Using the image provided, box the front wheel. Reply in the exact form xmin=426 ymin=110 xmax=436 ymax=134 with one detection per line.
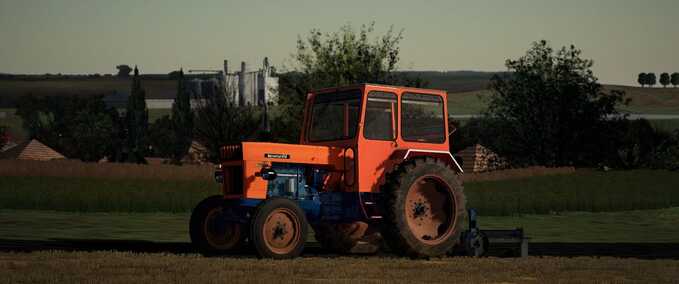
xmin=381 ymin=157 xmax=466 ymax=258
xmin=189 ymin=195 xmax=245 ymax=256
xmin=250 ymin=198 xmax=308 ymax=259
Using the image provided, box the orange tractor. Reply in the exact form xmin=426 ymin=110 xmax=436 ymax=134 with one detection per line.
xmin=190 ymin=84 xmax=468 ymax=258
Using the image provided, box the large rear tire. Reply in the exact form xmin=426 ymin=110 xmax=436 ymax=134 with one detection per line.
xmin=380 ymin=157 xmax=466 ymax=258
xmin=190 ymin=195 xmax=245 ymax=256
xmin=250 ymin=197 xmax=308 ymax=259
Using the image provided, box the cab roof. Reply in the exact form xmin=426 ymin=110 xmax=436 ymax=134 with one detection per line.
xmin=310 ymin=83 xmax=447 ymax=96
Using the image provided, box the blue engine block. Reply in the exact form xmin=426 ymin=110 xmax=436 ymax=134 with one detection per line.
xmin=226 ymin=163 xmax=378 ymax=225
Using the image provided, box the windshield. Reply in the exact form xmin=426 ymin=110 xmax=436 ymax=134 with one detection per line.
xmin=308 ymin=90 xmax=362 ymax=142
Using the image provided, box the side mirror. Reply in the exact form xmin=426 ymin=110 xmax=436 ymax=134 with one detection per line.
xmin=259 ymin=168 xmax=277 ymax=180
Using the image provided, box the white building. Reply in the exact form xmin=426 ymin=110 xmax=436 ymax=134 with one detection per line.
xmin=224 ymin=58 xmax=278 ymax=106
xmin=188 ymin=58 xmax=279 ymax=107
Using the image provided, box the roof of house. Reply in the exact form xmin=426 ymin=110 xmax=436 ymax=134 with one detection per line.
xmin=0 ymin=139 xmax=66 ymax=160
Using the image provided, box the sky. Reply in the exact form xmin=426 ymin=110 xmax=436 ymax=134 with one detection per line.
xmin=0 ymin=0 xmax=676 ymax=85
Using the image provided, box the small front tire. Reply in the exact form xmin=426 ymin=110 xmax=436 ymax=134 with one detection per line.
xmin=250 ymin=198 xmax=308 ymax=259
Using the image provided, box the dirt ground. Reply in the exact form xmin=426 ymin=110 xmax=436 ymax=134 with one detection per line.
xmin=1 ymin=251 xmax=678 ymax=283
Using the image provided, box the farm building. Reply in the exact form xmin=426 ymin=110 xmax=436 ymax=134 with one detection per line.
xmin=189 ymin=58 xmax=279 ymax=107
xmin=101 ymin=57 xmax=280 ymax=109
xmin=0 ymin=139 xmax=66 ymax=161
xmin=456 ymin=144 xmax=507 ymax=173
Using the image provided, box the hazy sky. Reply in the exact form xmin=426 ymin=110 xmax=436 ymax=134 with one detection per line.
xmin=0 ymin=0 xmax=676 ymax=85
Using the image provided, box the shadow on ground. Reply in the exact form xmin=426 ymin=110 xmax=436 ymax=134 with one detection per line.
xmin=1 ymin=239 xmax=678 ymax=259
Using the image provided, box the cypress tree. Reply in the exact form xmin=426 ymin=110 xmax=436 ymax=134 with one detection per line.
xmin=125 ymin=66 xmax=149 ymax=163
xmin=171 ymin=68 xmax=193 ymax=164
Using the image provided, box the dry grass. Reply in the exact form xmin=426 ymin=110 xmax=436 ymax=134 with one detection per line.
xmin=0 ymin=159 xmax=213 ymax=181
xmin=0 ymin=251 xmax=677 ymax=283
xmin=461 ymin=166 xmax=576 ymax=183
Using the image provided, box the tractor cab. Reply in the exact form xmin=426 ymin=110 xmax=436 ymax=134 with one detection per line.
xmin=300 ymin=84 xmax=460 ymax=193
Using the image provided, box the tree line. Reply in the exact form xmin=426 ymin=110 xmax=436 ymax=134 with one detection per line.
xmin=637 ymin=72 xmax=679 ymax=88
xmin=7 ymin=22 xmax=679 ymax=170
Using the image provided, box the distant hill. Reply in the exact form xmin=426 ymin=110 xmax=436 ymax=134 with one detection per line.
xmin=2 ymin=72 xmax=678 ymax=114
xmin=0 ymin=76 xmax=177 ymax=108
xmin=398 ymin=70 xmax=499 ymax=93
xmin=0 ymin=71 xmax=500 ymax=108
xmin=606 ymin=85 xmax=679 ymax=114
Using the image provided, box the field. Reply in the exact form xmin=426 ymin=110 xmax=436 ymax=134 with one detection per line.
xmin=1 ymin=251 xmax=678 ymax=283
xmin=0 ymin=78 xmax=176 ymax=101
xmin=3 ymin=167 xmax=678 ymax=215
xmin=2 ymin=164 xmax=679 ymax=282
xmin=2 ymin=207 xmax=678 ymax=243
xmin=446 ymin=86 xmax=679 ymax=115
xmin=465 ymin=169 xmax=679 ymax=215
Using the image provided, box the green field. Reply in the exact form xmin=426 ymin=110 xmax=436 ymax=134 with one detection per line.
xmin=0 ymin=176 xmax=215 ymax=213
xmin=465 ymin=169 xmax=679 ymax=215
xmin=447 ymin=86 xmax=679 ymax=115
xmin=2 ymin=169 xmax=679 ymax=244
xmin=2 ymin=208 xmax=678 ymax=243
xmin=649 ymin=119 xmax=679 ymax=133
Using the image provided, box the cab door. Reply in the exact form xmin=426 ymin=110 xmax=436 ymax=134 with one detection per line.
xmin=357 ymin=91 xmax=399 ymax=193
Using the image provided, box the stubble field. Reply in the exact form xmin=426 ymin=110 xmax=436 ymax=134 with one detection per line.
xmin=1 ymin=251 xmax=678 ymax=283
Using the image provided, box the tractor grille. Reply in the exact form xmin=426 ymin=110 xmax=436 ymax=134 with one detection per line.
xmin=221 ymin=144 xmax=242 ymax=161
xmin=223 ymin=166 xmax=243 ymax=195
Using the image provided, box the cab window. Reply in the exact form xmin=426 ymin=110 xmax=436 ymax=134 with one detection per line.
xmin=308 ymin=90 xmax=362 ymax=142
xmin=363 ymin=91 xmax=397 ymax=141
xmin=401 ymin=93 xmax=445 ymax=143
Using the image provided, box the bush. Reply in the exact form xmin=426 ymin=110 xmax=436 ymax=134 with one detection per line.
xmin=648 ymin=130 xmax=679 ymax=170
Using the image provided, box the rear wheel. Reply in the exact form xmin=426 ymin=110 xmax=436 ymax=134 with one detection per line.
xmin=190 ymin=195 xmax=245 ymax=256
xmin=381 ymin=157 xmax=466 ymax=258
xmin=250 ymin=198 xmax=308 ymax=259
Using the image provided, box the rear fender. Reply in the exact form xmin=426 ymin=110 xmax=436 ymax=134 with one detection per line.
xmin=396 ymin=149 xmax=464 ymax=173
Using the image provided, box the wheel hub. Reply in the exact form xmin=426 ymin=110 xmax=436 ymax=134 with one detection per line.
xmin=273 ymin=222 xmax=288 ymax=240
xmin=412 ymin=201 xmax=428 ymax=218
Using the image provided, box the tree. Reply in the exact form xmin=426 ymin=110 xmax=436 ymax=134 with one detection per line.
xmin=484 ymin=40 xmax=626 ymax=167
xmin=15 ymin=95 xmax=118 ymax=162
xmin=647 ymin=73 xmax=657 ymax=87
xmin=170 ymin=69 xmax=193 ymax=164
xmin=148 ymin=115 xmax=175 ymax=159
xmin=660 ymin=73 xmax=670 ymax=88
xmin=637 ymin=73 xmax=647 ymax=87
xmin=672 ymin=72 xmax=679 ymax=88
xmin=125 ymin=66 xmax=149 ymax=163
xmin=193 ymin=79 xmax=262 ymax=162
xmin=116 ymin=65 xmax=132 ymax=77
xmin=273 ymin=22 xmax=411 ymax=142
xmin=295 ymin=22 xmax=403 ymax=88
xmin=71 ymin=107 xmax=115 ymax=162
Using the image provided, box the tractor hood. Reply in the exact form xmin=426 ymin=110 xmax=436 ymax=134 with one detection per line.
xmin=221 ymin=142 xmax=346 ymax=169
